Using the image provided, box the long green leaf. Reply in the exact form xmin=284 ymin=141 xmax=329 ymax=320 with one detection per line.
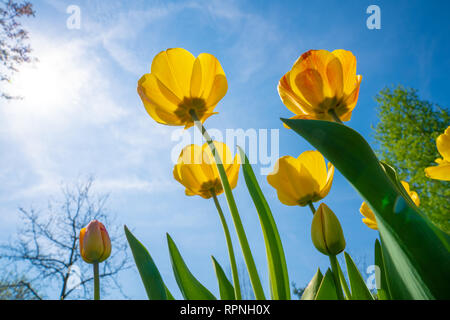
xmin=166 ymin=234 xmax=216 ymax=300
xmin=344 ymin=252 xmax=374 ymax=300
xmin=375 ymin=239 xmax=391 ymax=300
xmin=124 ymin=225 xmax=168 ymax=300
xmin=211 ymin=256 xmax=235 ymax=300
xmin=301 ymin=268 xmax=323 ymax=300
xmin=283 ymin=118 xmax=450 ymax=299
xmin=315 ymin=269 xmax=338 ymax=300
xmin=238 ymin=147 xmax=290 ymax=300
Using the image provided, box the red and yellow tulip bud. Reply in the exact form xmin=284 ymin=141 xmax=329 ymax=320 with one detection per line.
xmin=425 ymin=126 xmax=450 ymax=181
xmin=79 ymin=220 xmax=111 ymax=264
xmin=267 ymin=151 xmax=334 ymax=206
xmin=173 ymin=141 xmax=240 ymax=199
xmin=278 ymin=49 xmax=362 ymax=123
xmin=138 ymin=48 xmax=228 ymax=129
xmin=311 ymin=203 xmax=346 ymax=256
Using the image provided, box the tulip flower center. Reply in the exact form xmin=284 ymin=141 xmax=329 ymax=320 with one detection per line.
xmin=200 ymin=179 xmax=222 ymax=198
xmin=175 ymin=97 xmax=207 ymax=124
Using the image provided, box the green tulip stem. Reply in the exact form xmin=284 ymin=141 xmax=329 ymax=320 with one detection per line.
xmin=93 ymin=262 xmax=100 ymax=300
xmin=211 ymin=190 xmax=242 ymax=300
xmin=190 ymin=109 xmax=266 ymax=300
xmin=329 ymin=254 xmax=345 ymax=300
xmin=307 ymin=201 xmax=316 ymax=214
xmin=328 ymin=109 xmax=343 ymax=124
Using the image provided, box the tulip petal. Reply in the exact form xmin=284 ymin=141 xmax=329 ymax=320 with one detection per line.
xmin=319 ymin=162 xmax=335 ymax=198
xmin=360 ymin=202 xmax=376 ymax=221
xmin=297 ymin=151 xmax=328 ymax=190
xmin=151 ymin=48 xmax=195 ymax=99
xmin=294 ymin=69 xmax=325 ymax=109
xmin=226 ymin=155 xmax=241 ymax=190
xmin=278 ymin=72 xmax=314 ymax=116
xmin=206 ymin=74 xmax=228 ymax=108
xmin=360 ymin=202 xmax=378 ymax=230
xmin=138 ymin=74 xmax=181 ymax=125
xmin=425 ymin=162 xmax=450 ymax=181
xmin=331 ymin=50 xmax=357 ymax=95
xmin=267 ymin=156 xmax=303 ymax=205
xmin=326 ymin=57 xmax=344 ymax=98
xmin=436 ymin=127 xmax=450 ymax=161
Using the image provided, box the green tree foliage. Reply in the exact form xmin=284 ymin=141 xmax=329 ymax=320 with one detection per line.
xmin=373 ymin=86 xmax=450 ymax=233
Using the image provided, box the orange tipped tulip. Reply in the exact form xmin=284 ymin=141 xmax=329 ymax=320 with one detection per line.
xmin=278 ymin=49 xmax=362 ymax=123
xmin=79 ymin=220 xmax=111 ymax=264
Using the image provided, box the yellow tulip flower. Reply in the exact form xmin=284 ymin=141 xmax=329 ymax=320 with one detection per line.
xmin=79 ymin=220 xmax=111 ymax=264
xmin=138 ymin=48 xmax=228 ymax=129
xmin=267 ymin=151 xmax=334 ymax=207
xmin=360 ymin=181 xmax=420 ymax=230
xmin=311 ymin=203 xmax=346 ymax=256
xmin=173 ymin=141 xmax=240 ymax=199
xmin=425 ymin=126 xmax=450 ymax=181
xmin=278 ymin=49 xmax=362 ymax=123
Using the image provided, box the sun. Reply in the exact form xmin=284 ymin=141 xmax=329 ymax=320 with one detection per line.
xmin=6 ymin=42 xmax=88 ymax=115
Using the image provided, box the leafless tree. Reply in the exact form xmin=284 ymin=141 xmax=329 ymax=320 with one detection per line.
xmin=0 ymin=177 xmax=131 ymax=300
xmin=0 ymin=272 xmax=41 ymax=300
xmin=0 ymin=0 xmax=35 ymax=99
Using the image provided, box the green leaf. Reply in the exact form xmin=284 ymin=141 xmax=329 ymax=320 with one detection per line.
xmin=315 ymin=269 xmax=338 ymax=300
xmin=166 ymin=233 xmax=216 ymax=300
xmin=238 ymin=147 xmax=290 ymax=300
xmin=211 ymin=256 xmax=235 ymax=300
xmin=375 ymin=239 xmax=391 ymax=300
xmin=344 ymin=252 xmax=374 ymax=300
xmin=283 ymin=118 xmax=450 ymax=299
xmin=336 ymin=258 xmax=351 ymax=300
xmin=301 ymin=268 xmax=323 ymax=300
xmin=124 ymin=225 xmax=168 ymax=300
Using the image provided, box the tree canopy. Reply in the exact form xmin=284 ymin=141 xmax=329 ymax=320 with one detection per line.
xmin=373 ymin=86 xmax=450 ymax=233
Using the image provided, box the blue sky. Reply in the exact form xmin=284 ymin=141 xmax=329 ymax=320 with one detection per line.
xmin=0 ymin=0 xmax=449 ymax=299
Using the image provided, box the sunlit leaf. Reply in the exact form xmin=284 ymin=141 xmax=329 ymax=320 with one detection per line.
xmin=238 ymin=147 xmax=290 ymax=300
xmin=315 ymin=269 xmax=338 ymax=300
xmin=211 ymin=256 xmax=235 ymax=300
xmin=344 ymin=252 xmax=374 ymax=300
xmin=166 ymin=233 xmax=216 ymax=300
xmin=124 ymin=225 xmax=168 ymax=300
xmin=301 ymin=268 xmax=323 ymax=300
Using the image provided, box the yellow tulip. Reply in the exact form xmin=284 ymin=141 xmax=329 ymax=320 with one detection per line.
xmin=138 ymin=48 xmax=227 ymax=129
xmin=311 ymin=203 xmax=346 ymax=256
xmin=267 ymin=151 xmax=334 ymax=206
xmin=360 ymin=181 xmax=420 ymax=230
xmin=79 ymin=220 xmax=111 ymax=264
xmin=173 ymin=141 xmax=240 ymax=199
xmin=278 ymin=49 xmax=362 ymax=123
xmin=425 ymin=126 xmax=450 ymax=181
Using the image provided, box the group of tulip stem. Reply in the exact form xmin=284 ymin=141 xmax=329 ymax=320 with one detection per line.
xmin=190 ymin=109 xmax=348 ymax=300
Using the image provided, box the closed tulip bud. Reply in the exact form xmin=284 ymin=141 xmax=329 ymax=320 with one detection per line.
xmin=79 ymin=220 xmax=111 ymax=264
xmin=311 ymin=203 xmax=346 ymax=256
